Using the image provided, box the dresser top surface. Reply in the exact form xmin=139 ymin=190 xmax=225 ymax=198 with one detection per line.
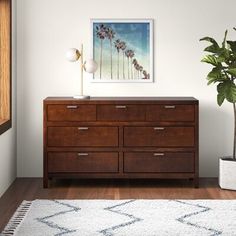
xmin=44 ymin=96 xmax=198 ymax=102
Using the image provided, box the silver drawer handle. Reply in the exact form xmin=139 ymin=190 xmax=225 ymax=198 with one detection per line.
xmin=154 ymin=127 xmax=165 ymax=130
xmin=153 ymin=153 xmax=165 ymax=156
xmin=164 ymin=105 xmax=175 ymax=109
xmin=115 ymin=105 xmax=127 ymax=109
xmin=67 ymin=105 xmax=78 ymax=109
xmin=78 ymin=127 xmax=89 ymax=130
xmin=77 ymin=153 xmax=89 ymax=156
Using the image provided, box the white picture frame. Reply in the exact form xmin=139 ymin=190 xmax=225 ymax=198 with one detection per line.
xmin=91 ymin=19 xmax=154 ymax=83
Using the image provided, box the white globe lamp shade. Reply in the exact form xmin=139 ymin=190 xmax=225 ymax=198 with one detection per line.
xmin=66 ymin=48 xmax=80 ymax=62
xmin=84 ymin=59 xmax=98 ymax=73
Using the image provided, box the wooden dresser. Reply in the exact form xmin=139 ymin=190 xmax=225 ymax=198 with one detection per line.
xmin=43 ymin=97 xmax=199 ymax=188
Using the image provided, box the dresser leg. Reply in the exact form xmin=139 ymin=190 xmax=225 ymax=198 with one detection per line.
xmin=194 ymin=178 xmax=199 ymax=188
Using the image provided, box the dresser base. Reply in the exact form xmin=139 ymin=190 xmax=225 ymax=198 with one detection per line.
xmin=44 ymin=174 xmax=199 ymax=188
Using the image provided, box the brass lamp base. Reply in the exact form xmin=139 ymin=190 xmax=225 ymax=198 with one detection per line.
xmin=73 ymin=95 xmax=90 ymax=99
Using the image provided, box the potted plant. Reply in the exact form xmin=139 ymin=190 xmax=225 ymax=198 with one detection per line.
xmin=200 ymin=28 xmax=236 ymax=190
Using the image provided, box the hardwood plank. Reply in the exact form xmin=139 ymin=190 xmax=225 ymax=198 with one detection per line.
xmin=0 ymin=178 xmax=236 ymax=231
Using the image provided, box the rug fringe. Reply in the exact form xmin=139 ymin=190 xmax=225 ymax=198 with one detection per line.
xmin=1 ymin=201 xmax=32 ymax=236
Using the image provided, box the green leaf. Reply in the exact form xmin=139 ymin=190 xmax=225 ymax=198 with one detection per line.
xmin=217 ymin=48 xmax=231 ymax=63
xmin=217 ymin=82 xmax=226 ymax=93
xmin=227 ymin=41 xmax=236 ymax=52
xmin=206 ymin=67 xmax=226 ymax=84
xmin=204 ymin=45 xmax=221 ymax=53
xmin=200 ymin=37 xmax=219 ymax=45
xmin=207 ymin=77 xmax=219 ymax=85
xmin=226 ymin=85 xmax=236 ymax=103
xmin=207 ymin=67 xmax=222 ymax=78
xmin=217 ymin=81 xmax=236 ymax=103
xmin=201 ymin=55 xmax=219 ymax=66
xmin=200 ymin=37 xmax=220 ymax=53
xmin=227 ymin=68 xmax=236 ymax=77
xmin=217 ymin=93 xmax=225 ymax=106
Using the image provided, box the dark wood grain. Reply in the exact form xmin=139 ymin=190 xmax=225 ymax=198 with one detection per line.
xmin=0 ymin=178 xmax=235 ymax=232
xmin=194 ymin=103 xmax=199 ymax=187
xmin=97 ymin=105 xmax=145 ymax=121
xmin=44 ymin=97 xmax=198 ymax=105
xmin=48 ymin=152 xmax=119 ymax=173
xmin=146 ymin=105 xmax=195 ymax=122
xmin=124 ymin=152 xmax=194 ymax=173
xmin=47 ymin=104 xmax=96 ymax=121
xmin=124 ymin=127 xmax=195 ymax=147
xmin=47 ymin=126 xmax=119 ymax=147
xmin=44 ymin=97 xmax=199 ymax=188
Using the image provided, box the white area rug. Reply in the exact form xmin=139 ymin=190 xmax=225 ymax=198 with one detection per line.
xmin=2 ymin=199 xmax=236 ymax=236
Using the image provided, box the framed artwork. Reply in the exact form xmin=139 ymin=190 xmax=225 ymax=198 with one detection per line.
xmin=91 ymin=19 xmax=153 ymax=83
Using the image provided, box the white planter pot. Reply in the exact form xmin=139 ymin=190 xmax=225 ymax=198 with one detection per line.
xmin=219 ymin=157 xmax=236 ymax=190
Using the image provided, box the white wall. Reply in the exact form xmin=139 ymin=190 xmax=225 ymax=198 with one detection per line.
xmin=17 ymin=0 xmax=236 ymax=177
xmin=0 ymin=130 xmax=16 ymax=197
xmin=0 ymin=0 xmax=17 ymax=197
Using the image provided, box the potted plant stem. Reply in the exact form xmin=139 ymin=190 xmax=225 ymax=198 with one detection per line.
xmin=200 ymin=28 xmax=236 ymax=190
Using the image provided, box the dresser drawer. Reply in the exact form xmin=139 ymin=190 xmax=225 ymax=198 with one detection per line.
xmin=124 ymin=126 xmax=194 ymax=147
xmin=48 ymin=127 xmax=118 ymax=147
xmin=47 ymin=104 xmax=96 ymax=121
xmin=124 ymin=152 xmax=194 ymax=173
xmin=48 ymin=152 xmax=119 ymax=173
xmin=146 ymin=105 xmax=195 ymax=122
xmin=97 ymin=105 xmax=145 ymax=121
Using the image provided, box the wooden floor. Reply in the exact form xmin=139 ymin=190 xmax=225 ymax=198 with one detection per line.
xmin=1 ymin=178 xmax=236 ymax=231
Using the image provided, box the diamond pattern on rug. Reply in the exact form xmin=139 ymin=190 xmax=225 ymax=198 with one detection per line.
xmin=173 ymin=200 xmax=222 ymax=236
xmin=36 ymin=200 xmax=81 ymax=236
xmin=99 ymin=200 xmax=143 ymax=236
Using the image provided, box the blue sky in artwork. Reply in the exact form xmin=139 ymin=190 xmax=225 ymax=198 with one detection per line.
xmin=93 ymin=22 xmax=151 ymax=80
xmin=93 ymin=22 xmax=150 ymax=56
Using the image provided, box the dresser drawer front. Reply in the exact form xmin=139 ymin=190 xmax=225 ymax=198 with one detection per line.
xmin=48 ymin=127 xmax=118 ymax=147
xmin=48 ymin=152 xmax=119 ymax=173
xmin=124 ymin=152 xmax=194 ymax=173
xmin=47 ymin=105 xmax=96 ymax=121
xmin=124 ymin=126 xmax=194 ymax=147
xmin=97 ymin=105 xmax=145 ymax=121
xmin=146 ymin=105 xmax=195 ymax=122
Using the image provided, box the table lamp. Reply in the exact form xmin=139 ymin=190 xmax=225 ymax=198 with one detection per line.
xmin=66 ymin=44 xmax=97 ymax=99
